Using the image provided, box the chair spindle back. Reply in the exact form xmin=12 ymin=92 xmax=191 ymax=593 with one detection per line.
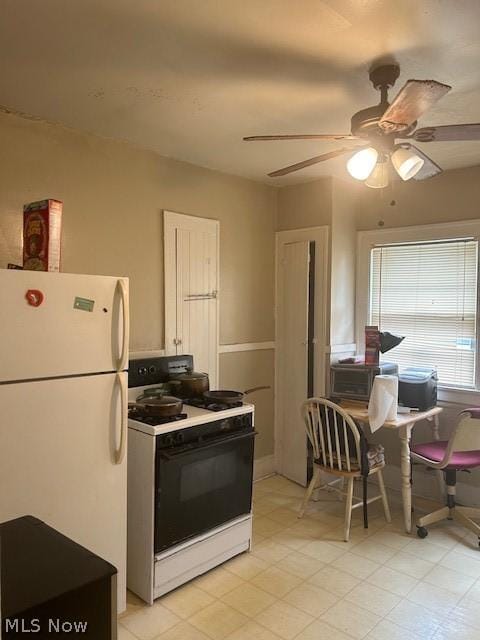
xmin=302 ymin=398 xmax=362 ymax=473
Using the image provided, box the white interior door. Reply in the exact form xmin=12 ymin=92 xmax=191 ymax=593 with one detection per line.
xmin=0 ymin=372 xmax=127 ymax=611
xmin=277 ymin=241 xmax=310 ymax=486
xmin=275 ymin=226 xmax=328 ymax=487
xmin=164 ymin=212 xmax=219 ymax=388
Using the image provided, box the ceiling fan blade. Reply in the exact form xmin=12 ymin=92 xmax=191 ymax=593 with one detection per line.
xmin=244 ymin=134 xmax=358 ymax=141
xmin=400 ymin=143 xmax=442 ymax=180
xmin=379 ymin=79 xmax=451 ymax=133
xmin=268 ymin=146 xmax=365 ymax=177
xmin=412 ymin=123 xmax=480 ymax=142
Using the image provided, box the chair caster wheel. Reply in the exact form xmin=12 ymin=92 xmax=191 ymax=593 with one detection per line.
xmin=417 ymin=526 xmax=428 ymax=539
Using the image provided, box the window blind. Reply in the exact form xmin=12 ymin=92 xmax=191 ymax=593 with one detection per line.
xmin=369 ymin=239 xmax=478 ymax=388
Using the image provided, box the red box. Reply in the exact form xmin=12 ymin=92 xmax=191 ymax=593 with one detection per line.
xmin=23 ymin=199 xmax=63 ymax=272
xmin=365 ymin=325 xmax=380 ymax=365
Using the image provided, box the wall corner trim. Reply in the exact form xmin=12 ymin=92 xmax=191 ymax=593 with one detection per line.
xmin=253 ymin=454 xmax=276 ymax=481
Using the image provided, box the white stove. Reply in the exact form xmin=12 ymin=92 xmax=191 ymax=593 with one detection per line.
xmin=128 ymin=383 xmax=254 ymax=436
xmin=127 ymin=355 xmax=255 ymax=604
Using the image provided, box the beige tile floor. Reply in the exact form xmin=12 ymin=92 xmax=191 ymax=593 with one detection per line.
xmin=119 ymin=475 xmax=480 ymax=640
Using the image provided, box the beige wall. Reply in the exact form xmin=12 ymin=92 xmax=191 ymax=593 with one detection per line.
xmin=3 ymin=107 xmax=480 ymax=468
xmin=219 ymin=350 xmax=274 ymax=459
xmin=276 ymin=167 xmax=480 ymax=351
xmin=330 ymin=178 xmax=361 ymax=347
xmin=275 ymin=177 xmax=358 ymax=349
xmin=0 ymin=110 xmax=276 ymax=458
xmin=0 ymin=111 xmax=276 ymax=349
xmin=276 ymin=178 xmax=332 ymax=231
xmin=356 ymin=165 xmax=480 ymax=231
xmin=358 ymin=167 xmax=480 ymax=491
xmin=277 ymin=167 xmax=480 ymax=492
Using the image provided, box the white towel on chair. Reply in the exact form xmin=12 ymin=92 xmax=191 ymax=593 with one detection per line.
xmin=368 ymin=375 xmax=398 ymax=433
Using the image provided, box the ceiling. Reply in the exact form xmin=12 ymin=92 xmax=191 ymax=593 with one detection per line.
xmin=1 ymin=0 xmax=480 ymax=185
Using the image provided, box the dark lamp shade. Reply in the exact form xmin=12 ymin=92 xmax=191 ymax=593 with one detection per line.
xmin=379 ymin=331 xmax=405 ymax=353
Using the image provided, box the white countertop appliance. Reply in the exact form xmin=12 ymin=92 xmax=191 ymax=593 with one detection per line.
xmin=127 ymin=355 xmax=255 ymax=603
xmin=0 ymin=269 xmax=129 ymax=612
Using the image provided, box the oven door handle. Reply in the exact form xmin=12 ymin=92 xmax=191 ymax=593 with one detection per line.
xmin=159 ymin=430 xmax=257 ymax=460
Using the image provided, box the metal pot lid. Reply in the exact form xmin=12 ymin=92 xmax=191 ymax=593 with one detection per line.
xmin=135 ymin=394 xmax=182 ymax=407
xmin=137 ymin=385 xmax=171 ymax=399
xmin=171 ymin=369 xmax=208 ymax=381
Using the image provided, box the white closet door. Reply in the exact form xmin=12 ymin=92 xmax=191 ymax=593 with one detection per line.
xmin=277 ymin=241 xmax=310 ymax=486
xmin=164 ymin=212 xmax=219 ymax=388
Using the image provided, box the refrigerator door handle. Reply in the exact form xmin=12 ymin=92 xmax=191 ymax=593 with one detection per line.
xmin=117 ymin=279 xmax=129 ymax=372
xmin=115 ymin=372 xmax=127 ymax=465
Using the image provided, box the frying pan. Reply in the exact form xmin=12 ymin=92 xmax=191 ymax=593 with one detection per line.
xmin=128 ymin=394 xmax=183 ymax=418
xmin=203 ymin=386 xmax=270 ymax=406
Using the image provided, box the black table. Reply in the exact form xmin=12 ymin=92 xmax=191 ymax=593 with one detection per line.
xmin=1 ymin=516 xmax=117 ymax=639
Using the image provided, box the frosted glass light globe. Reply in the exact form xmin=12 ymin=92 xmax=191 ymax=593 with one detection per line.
xmin=391 ymin=147 xmax=424 ymax=180
xmin=346 ymin=148 xmax=378 ymax=180
xmin=365 ymin=161 xmax=389 ymax=188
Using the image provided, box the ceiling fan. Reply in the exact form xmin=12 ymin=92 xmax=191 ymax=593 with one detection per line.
xmin=244 ymin=64 xmax=480 ymax=187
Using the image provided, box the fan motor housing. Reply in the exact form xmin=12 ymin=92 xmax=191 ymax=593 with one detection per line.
xmin=351 ymin=63 xmax=417 ymax=139
xmin=369 ymin=64 xmax=400 ymax=91
xmin=350 ymin=104 xmax=386 ymax=138
xmin=351 ymin=105 xmax=416 ymax=140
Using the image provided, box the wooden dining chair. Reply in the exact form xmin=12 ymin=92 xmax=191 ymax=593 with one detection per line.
xmin=299 ymin=397 xmax=391 ymax=541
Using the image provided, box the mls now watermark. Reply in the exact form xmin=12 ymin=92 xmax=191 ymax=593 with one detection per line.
xmin=4 ymin=618 xmax=88 ymax=633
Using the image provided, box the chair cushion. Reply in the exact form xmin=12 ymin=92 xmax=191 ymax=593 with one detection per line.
xmin=412 ymin=441 xmax=480 ymax=469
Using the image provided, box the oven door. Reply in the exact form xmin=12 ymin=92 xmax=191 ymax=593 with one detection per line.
xmin=154 ymin=429 xmax=255 ymax=553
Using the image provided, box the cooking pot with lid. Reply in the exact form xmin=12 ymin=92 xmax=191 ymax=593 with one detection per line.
xmin=128 ymin=394 xmax=183 ymax=418
xmin=169 ymin=368 xmax=209 ymax=399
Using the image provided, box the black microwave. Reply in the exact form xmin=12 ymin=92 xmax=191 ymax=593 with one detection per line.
xmin=330 ymin=362 xmax=398 ymax=402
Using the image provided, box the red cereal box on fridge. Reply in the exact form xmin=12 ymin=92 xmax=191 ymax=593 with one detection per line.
xmin=23 ymin=199 xmax=63 ymax=271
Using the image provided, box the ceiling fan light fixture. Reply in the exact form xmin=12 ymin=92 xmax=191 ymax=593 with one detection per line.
xmin=391 ymin=147 xmax=424 ymax=180
xmin=365 ymin=160 xmax=389 ymax=188
xmin=346 ymin=147 xmax=378 ymax=180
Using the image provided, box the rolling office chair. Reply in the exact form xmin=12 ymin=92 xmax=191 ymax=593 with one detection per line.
xmin=299 ymin=398 xmax=391 ymax=542
xmin=411 ymin=408 xmax=480 ymax=541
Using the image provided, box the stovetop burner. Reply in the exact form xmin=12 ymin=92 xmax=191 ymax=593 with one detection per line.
xmin=184 ymin=398 xmax=243 ymax=411
xmin=128 ymin=412 xmax=188 ymax=426
xmin=207 ymin=402 xmax=243 ymax=411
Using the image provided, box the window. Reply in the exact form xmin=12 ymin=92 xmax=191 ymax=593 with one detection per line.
xmin=369 ymin=239 xmax=478 ymax=389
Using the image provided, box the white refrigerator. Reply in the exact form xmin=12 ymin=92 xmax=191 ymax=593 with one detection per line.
xmin=0 ymin=270 xmax=129 ymax=612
